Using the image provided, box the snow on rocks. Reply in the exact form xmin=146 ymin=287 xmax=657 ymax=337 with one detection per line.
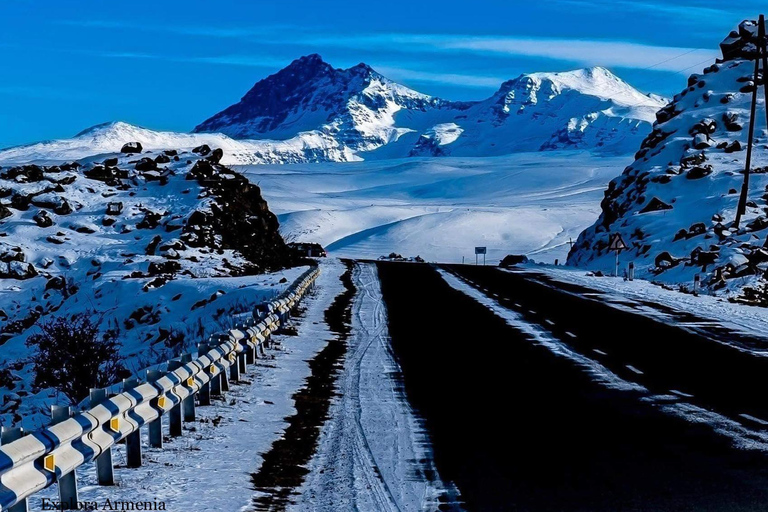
xmin=0 ymin=147 xmax=303 ymax=428
xmin=568 ymin=19 xmax=768 ymax=303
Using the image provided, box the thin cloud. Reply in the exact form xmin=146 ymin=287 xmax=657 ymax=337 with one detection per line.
xmin=428 ymin=36 xmax=718 ymax=73
xmin=375 ymin=66 xmax=506 ymax=88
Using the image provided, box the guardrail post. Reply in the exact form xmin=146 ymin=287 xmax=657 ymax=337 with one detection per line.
xmin=180 ymin=353 xmax=196 ymax=422
xmin=245 ymin=339 xmax=255 ymax=365
xmin=210 ymin=357 xmax=222 ymax=396
xmin=1 ymin=427 xmax=29 ymax=512
xmin=196 ymin=343 xmax=211 ymax=406
xmin=122 ymin=378 xmax=142 ymax=468
xmin=89 ymin=388 xmax=115 ymax=485
xmin=238 ymin=349 xmax=247 ymax=375
xmin=51 ymin=406 xmax=78 ymax=510
xmin=230 ymin=350 xmax=241 ymax=382
xmin=167 ymin=360 xmax=183 ymax=437
xmin=146 ymin=370 xmax=164 ymax=448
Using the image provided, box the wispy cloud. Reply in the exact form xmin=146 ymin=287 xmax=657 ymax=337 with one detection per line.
xmin=87 ymin=50 xmax=288 ymax=69
xmin=424 ymin=36 xmax=718 ymax=73
xmin=375 ymin=66 xmax=506 ymax=88
xmin=55 ymin=19 xmax=718 ymax=75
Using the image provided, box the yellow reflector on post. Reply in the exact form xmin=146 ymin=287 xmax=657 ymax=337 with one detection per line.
xmin=209 ymin=365 xmax=216 ymax=375
xmin=157 ymin=396 xmax=166 ymax=408
xmin=109 ymin=418 xmax=119 ymax=432
xmin=43 ymin=454 xmax=55 ymax=472
xmin=187 ymin=377 xmax=195 ymax=387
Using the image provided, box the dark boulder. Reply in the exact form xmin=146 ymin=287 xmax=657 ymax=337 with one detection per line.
xmin=103 ymin=157 xmax=118 ymax=167
xmin=135 ymin=157 xmax=157 ymax=172
xmin=154 ymin=154 xmax=171 ymax=164
xmin=639 ymin=197 xmax=673 ymax=214
xmin=206 ymin=148 xmax=224 ymax=164
xmin=654 ymin=251 xmax=680 ymax=269
xmin=121 ymin=142 xmax=143 ymax=154
xmin=686 ymin=166 xmax=712 ymax=179
xmin=192 ymin=144 xmax=211 ymax=156
xmin=33 ymin=210 xmax=53 ymax=228
xmin=147 ymin=260 xmax=181 ymax=276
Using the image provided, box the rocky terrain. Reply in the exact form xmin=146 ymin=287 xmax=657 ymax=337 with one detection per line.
xmin=568 ymin=19 xmax=768 ymax=303
xmin=0 ymin=143 xmax=302 ymax=427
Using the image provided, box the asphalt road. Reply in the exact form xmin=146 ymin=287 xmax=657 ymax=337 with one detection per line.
xmin=376 ymin=262 xmax=768 ymax=512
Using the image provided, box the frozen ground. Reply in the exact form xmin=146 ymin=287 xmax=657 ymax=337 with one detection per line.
xmin=291 ymin=263 xmax=454 ymax=511
xmin=35 ymin=259 xmax=345 ymax=511
xmin=238 ymin=152 xmax=629 ymax=265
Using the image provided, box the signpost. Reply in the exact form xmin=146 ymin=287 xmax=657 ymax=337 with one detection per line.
xmin=608 ymin=234 xmax=628 ymax=277
xmin=475 ymin=246 xmax=487 ymax=266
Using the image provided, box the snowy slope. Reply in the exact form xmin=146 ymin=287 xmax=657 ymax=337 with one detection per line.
xmin=0 ymin=146 xmax=302 ymax=428
xmin=238 ymin=152 xmax=629 ymax=264
xmin=0 ymin=121 xmax=357 ymax=166
xmin=568 ymin=19 xmax=768 ymax=302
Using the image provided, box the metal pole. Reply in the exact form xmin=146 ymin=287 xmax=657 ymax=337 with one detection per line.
xmin=735 ymin=26 xmax=762 ymax=228
xmin=123 ymin=378 xmax=142 ymax=468
xmin=196 ymin=344 xmax=211 ymax=406
xmin=180 ymin=353 xmax=196 ymax=422
xmin=51 ymin=406 xmax=78 ymax=510
xmin=167 ymin=360 xmax=183 ymax=437
xmin=146 ymin=370 xmax=164 ymax=448
xmin=615 ymin=250 xmax=619 ymax=277
xmin=1 ymin=427 xmax=29 ymax=512
xmin=89 ymin=388 xmax=115 ymax=485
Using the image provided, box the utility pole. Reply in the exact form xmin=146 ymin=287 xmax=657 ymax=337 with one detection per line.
xmin=735 ymin=14 xmax=765 ymax=228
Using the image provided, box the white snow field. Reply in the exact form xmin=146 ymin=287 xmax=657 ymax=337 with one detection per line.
xmin=238 ymin=152 xmax=630 ymax=264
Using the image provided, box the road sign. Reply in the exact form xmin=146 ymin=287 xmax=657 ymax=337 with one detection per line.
xmin=608 ymin=234 xmax=628 ymax=252
xmin=474 ymin=247 xmax=487 ymax=266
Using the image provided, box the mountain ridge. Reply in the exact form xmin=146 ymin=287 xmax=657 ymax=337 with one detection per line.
xmin=0 ymin=56 xmax=667 ymax=164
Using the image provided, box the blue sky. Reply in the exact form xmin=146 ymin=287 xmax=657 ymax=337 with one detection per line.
xmin=0 ymin=0 xmax=762 ymax=147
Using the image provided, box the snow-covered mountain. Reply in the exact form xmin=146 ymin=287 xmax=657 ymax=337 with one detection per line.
xmin=0 ymin=121 xmax=356 ymax=166
xmin=195 ymin=55 xmax=666 ymax=159
xmin=0 ymin=56 xmax=665 ymax=166
xmin=568 ymin=19 xmax=768 ymax=303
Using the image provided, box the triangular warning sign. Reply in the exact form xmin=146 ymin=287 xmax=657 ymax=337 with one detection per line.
xmin=608 ymin=234 xmax=628 ymax=251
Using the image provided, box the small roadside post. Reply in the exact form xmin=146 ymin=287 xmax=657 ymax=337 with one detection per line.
xmin=694 ymin=274 xmax=700 ymax=296
xmin=628 ymin=262 xmax=635 ymax=281
xmin=475 ymin=246 xmax=487 ymax=266
xmin=608 ymin=233 xmax=628 ymax=277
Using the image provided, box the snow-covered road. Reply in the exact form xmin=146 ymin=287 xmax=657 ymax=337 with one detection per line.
xmin=291 ymin=263 xmax=454 ymax=511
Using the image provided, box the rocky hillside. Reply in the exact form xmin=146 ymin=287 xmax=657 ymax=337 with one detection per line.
xmin=567 ymin=19 xmax=768 ymax=303
xmin=0 ymin=144 xmax=302 ymax=426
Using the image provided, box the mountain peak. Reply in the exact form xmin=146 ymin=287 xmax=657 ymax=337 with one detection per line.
xmin=496 ymin=66 xmax=663 ymax=109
